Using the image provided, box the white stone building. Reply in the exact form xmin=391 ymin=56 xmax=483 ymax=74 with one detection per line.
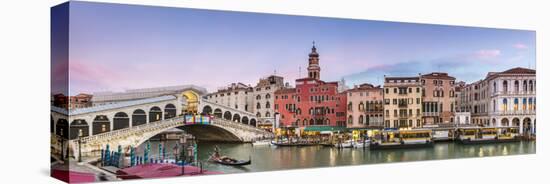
xmin=460 ymin=67 xmax=536 ymax=134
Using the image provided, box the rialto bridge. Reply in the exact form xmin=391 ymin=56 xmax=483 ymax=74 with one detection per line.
xmin=50 ymin=87 xmax=274 ymax=159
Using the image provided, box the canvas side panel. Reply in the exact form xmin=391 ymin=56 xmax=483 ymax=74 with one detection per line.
xmin=51 ymin=2 xmax=70 ymax=183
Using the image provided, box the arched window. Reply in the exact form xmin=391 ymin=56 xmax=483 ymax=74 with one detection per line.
xmin=514 ymin=80 xmax=519 ymax=93
xmin=265 ymin=102 xmax=270 ymax=109
xmin=529 ymin=80 xmax=534 ymax=92
xmin=348 ymin=102 xmax=353 ymax=111
xmin=528 ymin=98 xmax=533 ymax=110
xmin=493 ymin=82 xmax=497 ymax=93
xmin=256 ymin=95 xmax=261 ymax=100
xmin=265 ymin=94 xmax=271 ymax=99
xmin=523 ymin=80 xmax=528 ymax=92
xmin=256 ymin=112 xmax=261 ymax=117
xmin=359 ymin=102 xmax=364 ymax=111
xmin=358 ymin=115 xmax=364 ymax=124
xmin=514 ymin=98 xmax=519 ymax=111
xmin=309 ymin=108 xmax=313 ymax=115
xmin=265 ymin=112 xmax=271 ymax=117
xmin=256 ymin=102 xmax=261 ymax=109
xmin=348 ymin=115 xmax=353 ymax=124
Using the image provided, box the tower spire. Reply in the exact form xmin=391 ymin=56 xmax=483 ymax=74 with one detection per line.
xmin=307 ymin=42 xmax=320 ymax=80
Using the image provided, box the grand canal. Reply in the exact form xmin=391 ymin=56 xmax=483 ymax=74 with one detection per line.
xmin=136 ymin=140 xmax=535 ymax=174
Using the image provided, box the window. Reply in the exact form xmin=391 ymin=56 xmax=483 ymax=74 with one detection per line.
xmin=265 ymin=112 xmax=271 ymax=117
xmin=256 ymin=95 xmax=261 ymax=100
xmin=266 ymin=94 xmax=271 ymax=99
xmin=513 ymin=98 xmax=519 ymax=111
xmin=503 ymin=98 xmax=508 ymax=111
xmin=359 ymin=115 xmax=364 ymax=124
xmin=266 ymin=102 xmax=270 ymax=109
xmin=503 ymin=81 xmax=508 ymax=93
xmin=256 ymin=103 xmax=261 ymax=109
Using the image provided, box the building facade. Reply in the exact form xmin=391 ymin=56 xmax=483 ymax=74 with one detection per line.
xmin=274 ymin=45 xmax=347 ymax=128
xmin=383 ymin=76 xmax=423 ymax=129
xmin=458 ymin=67 xmax=536 ymax=134
xmin=420 ymin=72 xmax=456 ymax=125
xmin=252 ymin=75 xmax=286 ymax=129
xmin=345 ymin=83 xmax=384 ymax=128
xmin=205 ymin=82 xmax=253 ymax=116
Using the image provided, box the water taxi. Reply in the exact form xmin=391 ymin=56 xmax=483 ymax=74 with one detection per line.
xmin=457 ymin=126 xmax=520 ymax=144
xmin=370 ymin=129 xmax=433 ymax=150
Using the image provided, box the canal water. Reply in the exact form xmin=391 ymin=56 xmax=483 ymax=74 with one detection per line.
xmin=137 ymin=140 xmax=535 ymax=174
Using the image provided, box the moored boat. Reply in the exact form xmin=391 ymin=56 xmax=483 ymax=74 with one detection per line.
xmin=271 ymin=142 xmax=318 ymax=147
xmin=252 ymin=140 xmax=271 ymax=146
xmin=353 ymin=139 xmax=371 ymax=148
xmin=370 ymin=129 xmax=434 ymax=150
xmin=457 ymin=127 xmax=521 ymax=144
xmin=334 ymin=140 xmax=353 ymax=148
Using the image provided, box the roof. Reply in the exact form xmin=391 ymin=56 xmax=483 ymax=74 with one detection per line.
xmin=384 ymin=76 xmax=420 ymax=83
xmin=501 ymin=67 xmax=536 ymax=74
xmin=484 ymin=67 xmax=536 ymax=81
xmin=92 ymin=84 xmax=207 ymax=102
xmin=69 ymin=95 xmax=177 ymax=116
xmin=421 ymin=72 xmax=456 ymax=80
xmin=346 ymin=83 xmax=382 ymax=92
xmin=51 ymin=106 xmax=68 ymax=115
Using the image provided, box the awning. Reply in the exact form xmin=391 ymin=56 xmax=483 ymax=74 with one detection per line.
xmin=304 ymin=126 xmax=347 ymax=132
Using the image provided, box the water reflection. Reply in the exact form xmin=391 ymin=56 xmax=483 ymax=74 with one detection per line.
xmin=136 ymin=141 xmax=535 ymax=174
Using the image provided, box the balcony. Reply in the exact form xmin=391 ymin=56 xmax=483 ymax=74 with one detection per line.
xmin=490 ymin=110 xmax=535 ymax=116
xmin=423 ymin=112 xmax=440 ymax=117
xmin=493 ymin=91 xmax=536 ymax=96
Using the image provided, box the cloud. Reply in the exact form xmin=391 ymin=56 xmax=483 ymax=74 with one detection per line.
xmin=513 ymin=43 xmax=528 ymax=49
xmin=342 ymin=49 xmax=520 ymax=87
xmin=474 ymin=49 xmax=501 ymax=59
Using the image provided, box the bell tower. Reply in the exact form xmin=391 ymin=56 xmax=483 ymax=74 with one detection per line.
xmin=307 ymin=41 xmax=321 ymax=80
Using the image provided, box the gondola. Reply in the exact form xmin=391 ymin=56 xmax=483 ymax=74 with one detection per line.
xmin=209 ymin=146 xmax=251 ymax=166
xmin=210 ymin=156 xmax=251 ymax=166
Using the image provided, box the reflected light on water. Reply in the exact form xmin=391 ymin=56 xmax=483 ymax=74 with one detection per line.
xmin=478 ymin=147 xmax=484 ymax=157
xmin=136 ymin=141 xmax=534 ymax=174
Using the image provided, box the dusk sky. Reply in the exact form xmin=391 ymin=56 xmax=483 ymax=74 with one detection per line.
xmin=54 ymin=1 xmax=536 ymax=95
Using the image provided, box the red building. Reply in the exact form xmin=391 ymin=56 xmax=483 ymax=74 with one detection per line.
xmin=274 ymin=44 xmax=347 ymax=128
